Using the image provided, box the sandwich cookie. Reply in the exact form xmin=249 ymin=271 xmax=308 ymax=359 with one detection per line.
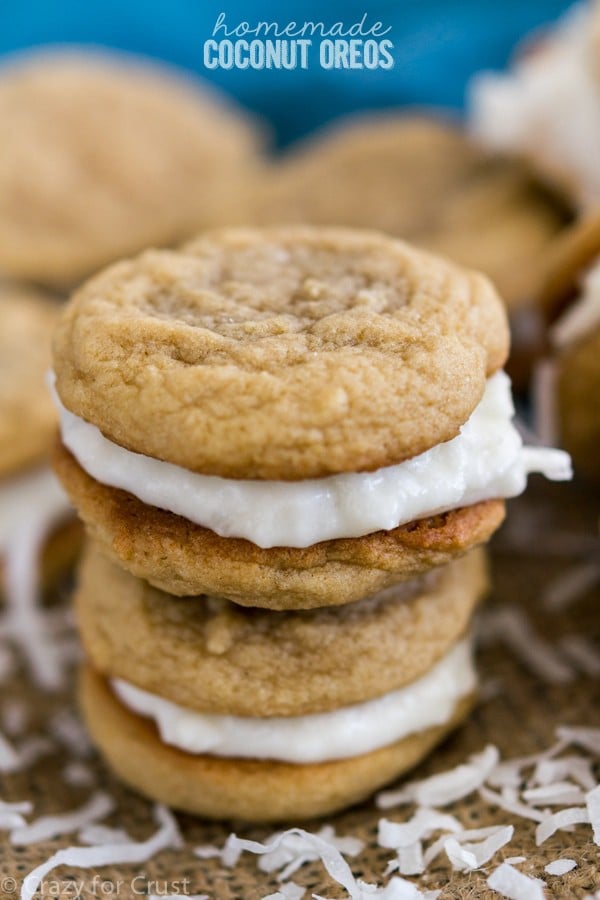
xmin=537 ymin=214 xmax=600 ymax=481
xmin=0 ymin=51 xmax=265 ymax=288
xmin=52 ymin=227 xmax=570 ymax=608
xmin=77 ymin=541 xmax=488 ymax=716
xmin=0 ymin=285 xmax=78 ymax=598
xmin=78 ymin=546 xmax=486 ymax=820
xmin=249 ymin=116 xmax=571 ymax=313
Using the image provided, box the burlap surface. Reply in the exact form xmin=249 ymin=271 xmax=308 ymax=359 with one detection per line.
xmin=0 ymin=479 xmax=598 ymax=899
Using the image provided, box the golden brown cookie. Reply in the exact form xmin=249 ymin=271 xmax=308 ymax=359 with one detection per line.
xmin=76 ymin=541 xmax=487 ymax=716
xmin=56 ymin=443 xmax=504 ymax=608
xmin=0 ymin=52 xmax=265 ymax=287
xmin=0 ymin=285 xmax=60 ymax=478
xmin=80 ymin=665 xmax=474 ymax=822
xmin=250 ymin=116 xmax=572 ymax=310
xmin=539 ymin=214 xmax=600 ymax=319
xmin=538 ymin=214 xmax=600 ymax=481
xmin=556 ymin=331 xmax=600 ymax=481
xmin=53 ymin=226 xmax=508 ymax=480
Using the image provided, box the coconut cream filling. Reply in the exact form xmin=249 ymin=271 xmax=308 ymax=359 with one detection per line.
xmin=52 ymin=370 xmax=571 ymax=549
xmin=469 ymin=4 xmax=600 ymax=210
xmin=111 ymin=637 xmax=476 ymax=764
xmin=551 ymin=257 xmax=600 ymax=350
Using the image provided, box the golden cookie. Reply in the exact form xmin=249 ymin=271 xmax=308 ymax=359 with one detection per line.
xmin=540 ymin=214 xmax=600 ymax=319
xmin=539 ymin=214 xmax=600 ymax=480
xmin=250 ymin=116 xmax=571 ymax=310
xmin=0 ymin=285 xmax=60 ymax=478
xmin=0 ymin=52 xmax=265 ymax=287
xmin=53 ymin=226 xmax=508 ymax=480
xmin=56 ymin=443 xmax=504 ymax=609
xmin=556 ymin=330 xmax=600 ymax=480
xmin=76 ymin=541 xmax=487 ymax=716
xmin=80 ymin=665 xmax=474 ymax=822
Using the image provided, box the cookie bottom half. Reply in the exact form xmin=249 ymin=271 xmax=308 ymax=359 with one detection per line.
xmin=80 ymin=665 xmax=474 ymax=822
xmin=56 ymin=443 xmax=504 ymax=610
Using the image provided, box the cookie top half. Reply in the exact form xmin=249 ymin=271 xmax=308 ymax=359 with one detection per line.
xmin=53 ymin=226 xmax=509 ymax=480
xmin=0 ymin=52 xmax=265 ymax=287
xmin=0 ymin=285 xmax=59 ymax=478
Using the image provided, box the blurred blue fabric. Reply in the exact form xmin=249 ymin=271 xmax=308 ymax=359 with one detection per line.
xmin=0 ymin=0 xmax=574 ymax=144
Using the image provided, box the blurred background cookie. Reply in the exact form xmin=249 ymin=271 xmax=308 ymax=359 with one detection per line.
xmin=249 ymin=115 xmax=572 ymax=313
xmin=248 ymin=114 xmax=572 ymax=387
xmin=0 ymin=51 xmax=267 ymax=288
xmin=537 ymin=213 xmax=600 ymax=481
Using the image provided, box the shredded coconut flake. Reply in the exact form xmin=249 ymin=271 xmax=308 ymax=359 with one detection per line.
xmin=479 ymin=786 xmax=546 ymax=824
xmin=48 ymin=709 xmax=92 ymax=757
xmin=536 ymin=806 xmax=590 ymax=845
xmin=545 ymin=858 xmax=577 ymax=876
xmin=556 ymin=726 xmax=600 ymax=756
xmin=148 ymin=896 xmax=208 ymax=900
xmin=20 ymin=804 xmax=182 ymax=900
xmin=523 ymin=782 xmax=586 ymax=806
xmin=377 ymin=745 xmax=499 ymax=809
xmin=315 ymin=878 xmax=441 ymax=899
xmin=1 ymin=700 xmax=28 ymax=737
xmin=422 ymin=826 xmax=511 ymax=869
xmin=62 ymin=761 xmax=96 ymax=787
xmin=262 ymin=883 xmax=305 ymax=900
xmin=444 ymin=825 xmax=514 ymax=872
xmin=542 ymin=562 xmax=600 ymax=612
xmin=378 ymin=809 xmax=462 ymax=848
xmin=0 ymin=730 xmax=22 ymax=773
xmin=481 ymin=607 xmax=575 ymax=684
xmin=585 ymin=785 xmax=600 ymax=845
xmin=559 ymin=635 xmax=600 ymax=677
xmin=78 ymin=824 xmax=133 ymax=846
xmin=533 ymin=755 xmax=596 ymax=791
xmin=221 ymin=829 xmax=362 ymax=899
xmin=11 ymin=791 xmax=115 ymax=845
xmin=15 ymin=734 xmax=55 ymax=768
xmin=487 ymin=862 xmax=546 ymax=900
xmin=0 ymin=800 xmax=32 ymax=831
xmin=211 ymin=827 xmax=364 ymax=891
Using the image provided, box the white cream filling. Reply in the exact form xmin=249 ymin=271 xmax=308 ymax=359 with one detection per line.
xmin=551 ymin=257 xmax=600 ymax=350
xmin=469 ymin=5 xmax=600 ymax=210
xmin=52 ymin=371 xmax=571 ymax=549
xmin=112 ymin=637 xmax=476 ymax=764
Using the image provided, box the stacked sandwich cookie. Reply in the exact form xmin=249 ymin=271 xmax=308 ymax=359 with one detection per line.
xmin=51 ymin=227 xmax=571 ymax=821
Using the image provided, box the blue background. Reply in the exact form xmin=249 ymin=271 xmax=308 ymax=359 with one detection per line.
xmin=0 ymin=0 xmax=574 ymax=145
